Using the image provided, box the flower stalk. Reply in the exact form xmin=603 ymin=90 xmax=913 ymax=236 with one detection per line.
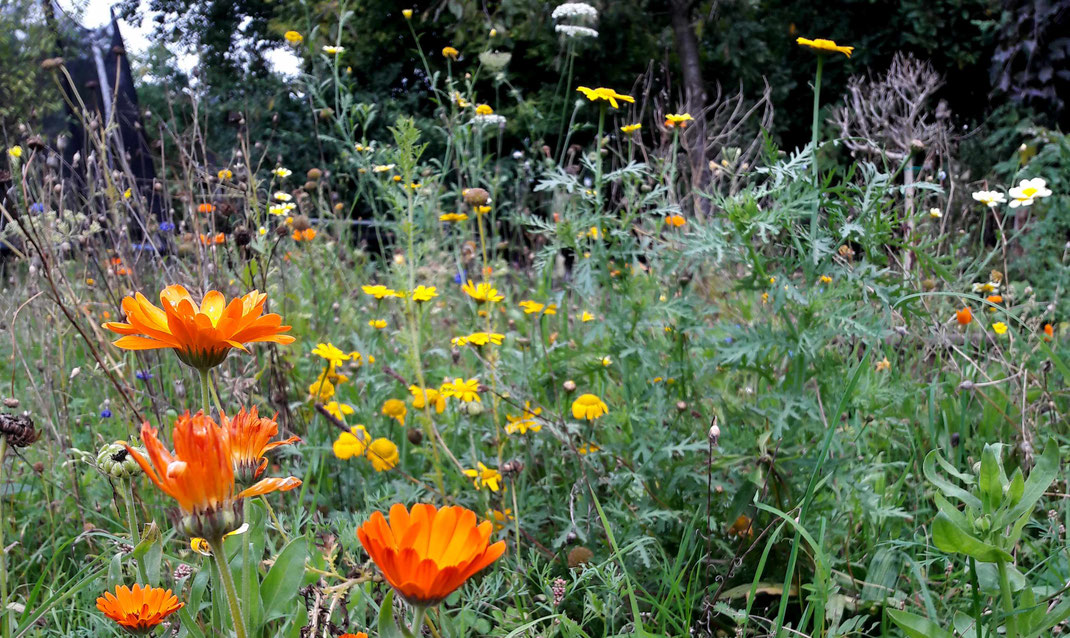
xmin=808 ymin=53 xmax=825 ymax=265
xmin=210 ymin=536 xmax=248 ymax=638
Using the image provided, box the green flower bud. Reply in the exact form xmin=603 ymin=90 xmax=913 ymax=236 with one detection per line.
xmin=96 ymin=442 xmax=143 ymax=480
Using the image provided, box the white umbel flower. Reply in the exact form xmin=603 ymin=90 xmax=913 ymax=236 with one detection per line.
xmin=1007 ymin=177 xmax=1052 ymax=208
xmin=555 ymin=24 xmax=599 ymax=38
xmin=552 ymin=2 xmax=598 ymax=20
xmin=471 ymin=114 xmax=507 ymax=128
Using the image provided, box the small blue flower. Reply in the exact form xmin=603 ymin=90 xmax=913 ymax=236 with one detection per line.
xmin=132 ymin=243 xmax=159 ymax=252
xmin=724 ymin=336 xmax=733 ymax=344
xmin=136 ymin=370 xmax=153 ymax=381
xmin=29 ymin=202 xmax=45 ymax=213
xmin=453 ymin=270 xmax=466 ymax=285
xmin=159 ymin=221 xmax=175 ymax=232
xmin=101 ymin=409 xmax=113 ymax=418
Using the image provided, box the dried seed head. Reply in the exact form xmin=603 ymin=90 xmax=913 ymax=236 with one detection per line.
xmin=306 ymin=167 xmax=323 ymax=180
xmin=0 ymin=413 xmax=39 ymax=448
xmin=567 ymin=546 xmax=594 ymax=568
xmin=406 ymin=428 xmax=423 ymax=445
xmin=462 ymin=187 xmax=490 ymax=206
xmin=233 ymin=226 xmax=252 ymax=247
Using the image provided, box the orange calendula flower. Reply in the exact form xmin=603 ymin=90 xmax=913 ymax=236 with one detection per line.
xmin=223 ymin=406 xmax=300 ymax=486
xmin=200 ymin=232 xmax=225 ymax=246
xmin=292 ymin=228 xmax=317 ymax=241
xmin=341 ymin=634 xmax=369 ymax=638
xmin=796 ymin=37 xmax=853 ymax=58
xmin=103 ymin=285 xmax=295 ymax=371
xmin=1043 ymin=323 xmax=1054 ymax=341
xmin=665 ymin=214 xmax=686 ymax=227
xmin=357 ymin=503 xmax=506 ymax=606
xmin=956 ymin=307 xmax=973 ymax=325
xmin=97 ymin=584 xmax=183 ymax=633
xmin=126 ymin=411 xmax=301 ymax=539
xmin=571 ymin=393 xmax=608 ymax=421
xmin=197 ymin=203 xmax=216 ymax=214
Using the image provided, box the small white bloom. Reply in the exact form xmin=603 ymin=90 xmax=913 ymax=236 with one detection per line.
xmin=551 ymin=2 xmax=598 ymax=20
xmin=971 ymin=190 xmax=1005 ymax=208
xmin=274 ymin=191 xmax=293 ymax=202
xmin=1007 ymin=177 xmax=1051 ymax=208
xmin=971 ymin=281 xmax=1000 ymax=294
xmin=471 ymin=114 xmax=507 ymax=127
xmin=272 ymin=167 xmax=292 ymax=178
xmin=555 ymin=24 xmax=598 ymax=38
xmin=929 ymin=207 xmax=942 ymax=218
xmin=322 ymin=45 xmax=345 ymax=54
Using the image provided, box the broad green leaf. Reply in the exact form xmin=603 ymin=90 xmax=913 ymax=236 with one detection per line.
xmin=1006 ymin=468 xmax=1025 ymax=509
xmin=979 ymin=444 xmax=1005 ymax=513
xmin=1005 ymin=438 xmax=1059 ymax=524
xmin=932 ymin=512 xmax=1012 ymax=563
xmin=923 ymin=450 xmax=981 ymax=510
xmin=260 ymin=537 xmax=308 ymax=621
xmin=887 ymin=609 xmax=956 ymax=638
xmin=377 ymin=590 xmax=407 ymax=638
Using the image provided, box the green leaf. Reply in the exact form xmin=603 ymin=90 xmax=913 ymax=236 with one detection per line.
xmin=1006 ymin=468 xmax=1025 ymax=509
xmin=932 ymin=512 xmax=1012 ymax=563
xmin=1005 ymin=438 xmax=1059 ymax=524
xmin=887 ymin=609 xmax=956 ymax=638
xmin=260 ymin=537 xmax=308 ymax=621
xmin=377 ymin=590 xmax=407 ymax=638
xmin=979 ymin=444 xmax=1005 ymax=513
xmin=923 ymin=450 xmax=981 ymax=510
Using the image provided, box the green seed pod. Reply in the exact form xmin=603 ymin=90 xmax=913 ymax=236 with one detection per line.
xmin=96 ymin=442 xmax=144 ymax=480
xmin=463 ymin=400 xmax=485 ymax=416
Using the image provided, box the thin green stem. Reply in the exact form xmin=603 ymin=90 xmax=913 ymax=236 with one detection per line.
xmin=997 ymin=559 xmax=1018 ymax=638
xmin=594 ymin=104 xmax=606 ymax=217
xmin=0 ymin=438 xmax=9 ymax=638
xmin=808 ymin=54 xmax=825 ymax=266
xmin=209 ymin=537 xmax=248 ymax=638
xmin=123 ymin=481 xmax=151 ymax=584
xmin=199 ymin=368 xmax=211 ymax=416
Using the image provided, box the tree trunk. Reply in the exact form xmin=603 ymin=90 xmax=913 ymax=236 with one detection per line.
xmin=668 ymin=0 xmax=709 ymax=215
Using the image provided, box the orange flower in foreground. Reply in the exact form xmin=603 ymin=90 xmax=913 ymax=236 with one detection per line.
xmin=358 ymin=503 xmax=506 ymax=606
xmin=197 ymin=203 xmax=216 ymax=214
xmin=126 ymin=412 xmax=301 ymax=539
xmin=1044 ymin=323 xmax=1054 ymax=341
xmin=955 ymin=307 xmax=973 ymax=325
xmin=223 ymin=406 xmax=301 ymax=485
xmin=96 ymin=584 xmax=183 ymax=633
xmin=103 ymin=285 xmax=295 ymax=371
xmin=200 ymin=232 xmax=225 ymax=245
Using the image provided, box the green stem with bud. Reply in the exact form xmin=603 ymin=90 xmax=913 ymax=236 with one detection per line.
xmin=209 ymin=536 xmax=248 ymax=638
